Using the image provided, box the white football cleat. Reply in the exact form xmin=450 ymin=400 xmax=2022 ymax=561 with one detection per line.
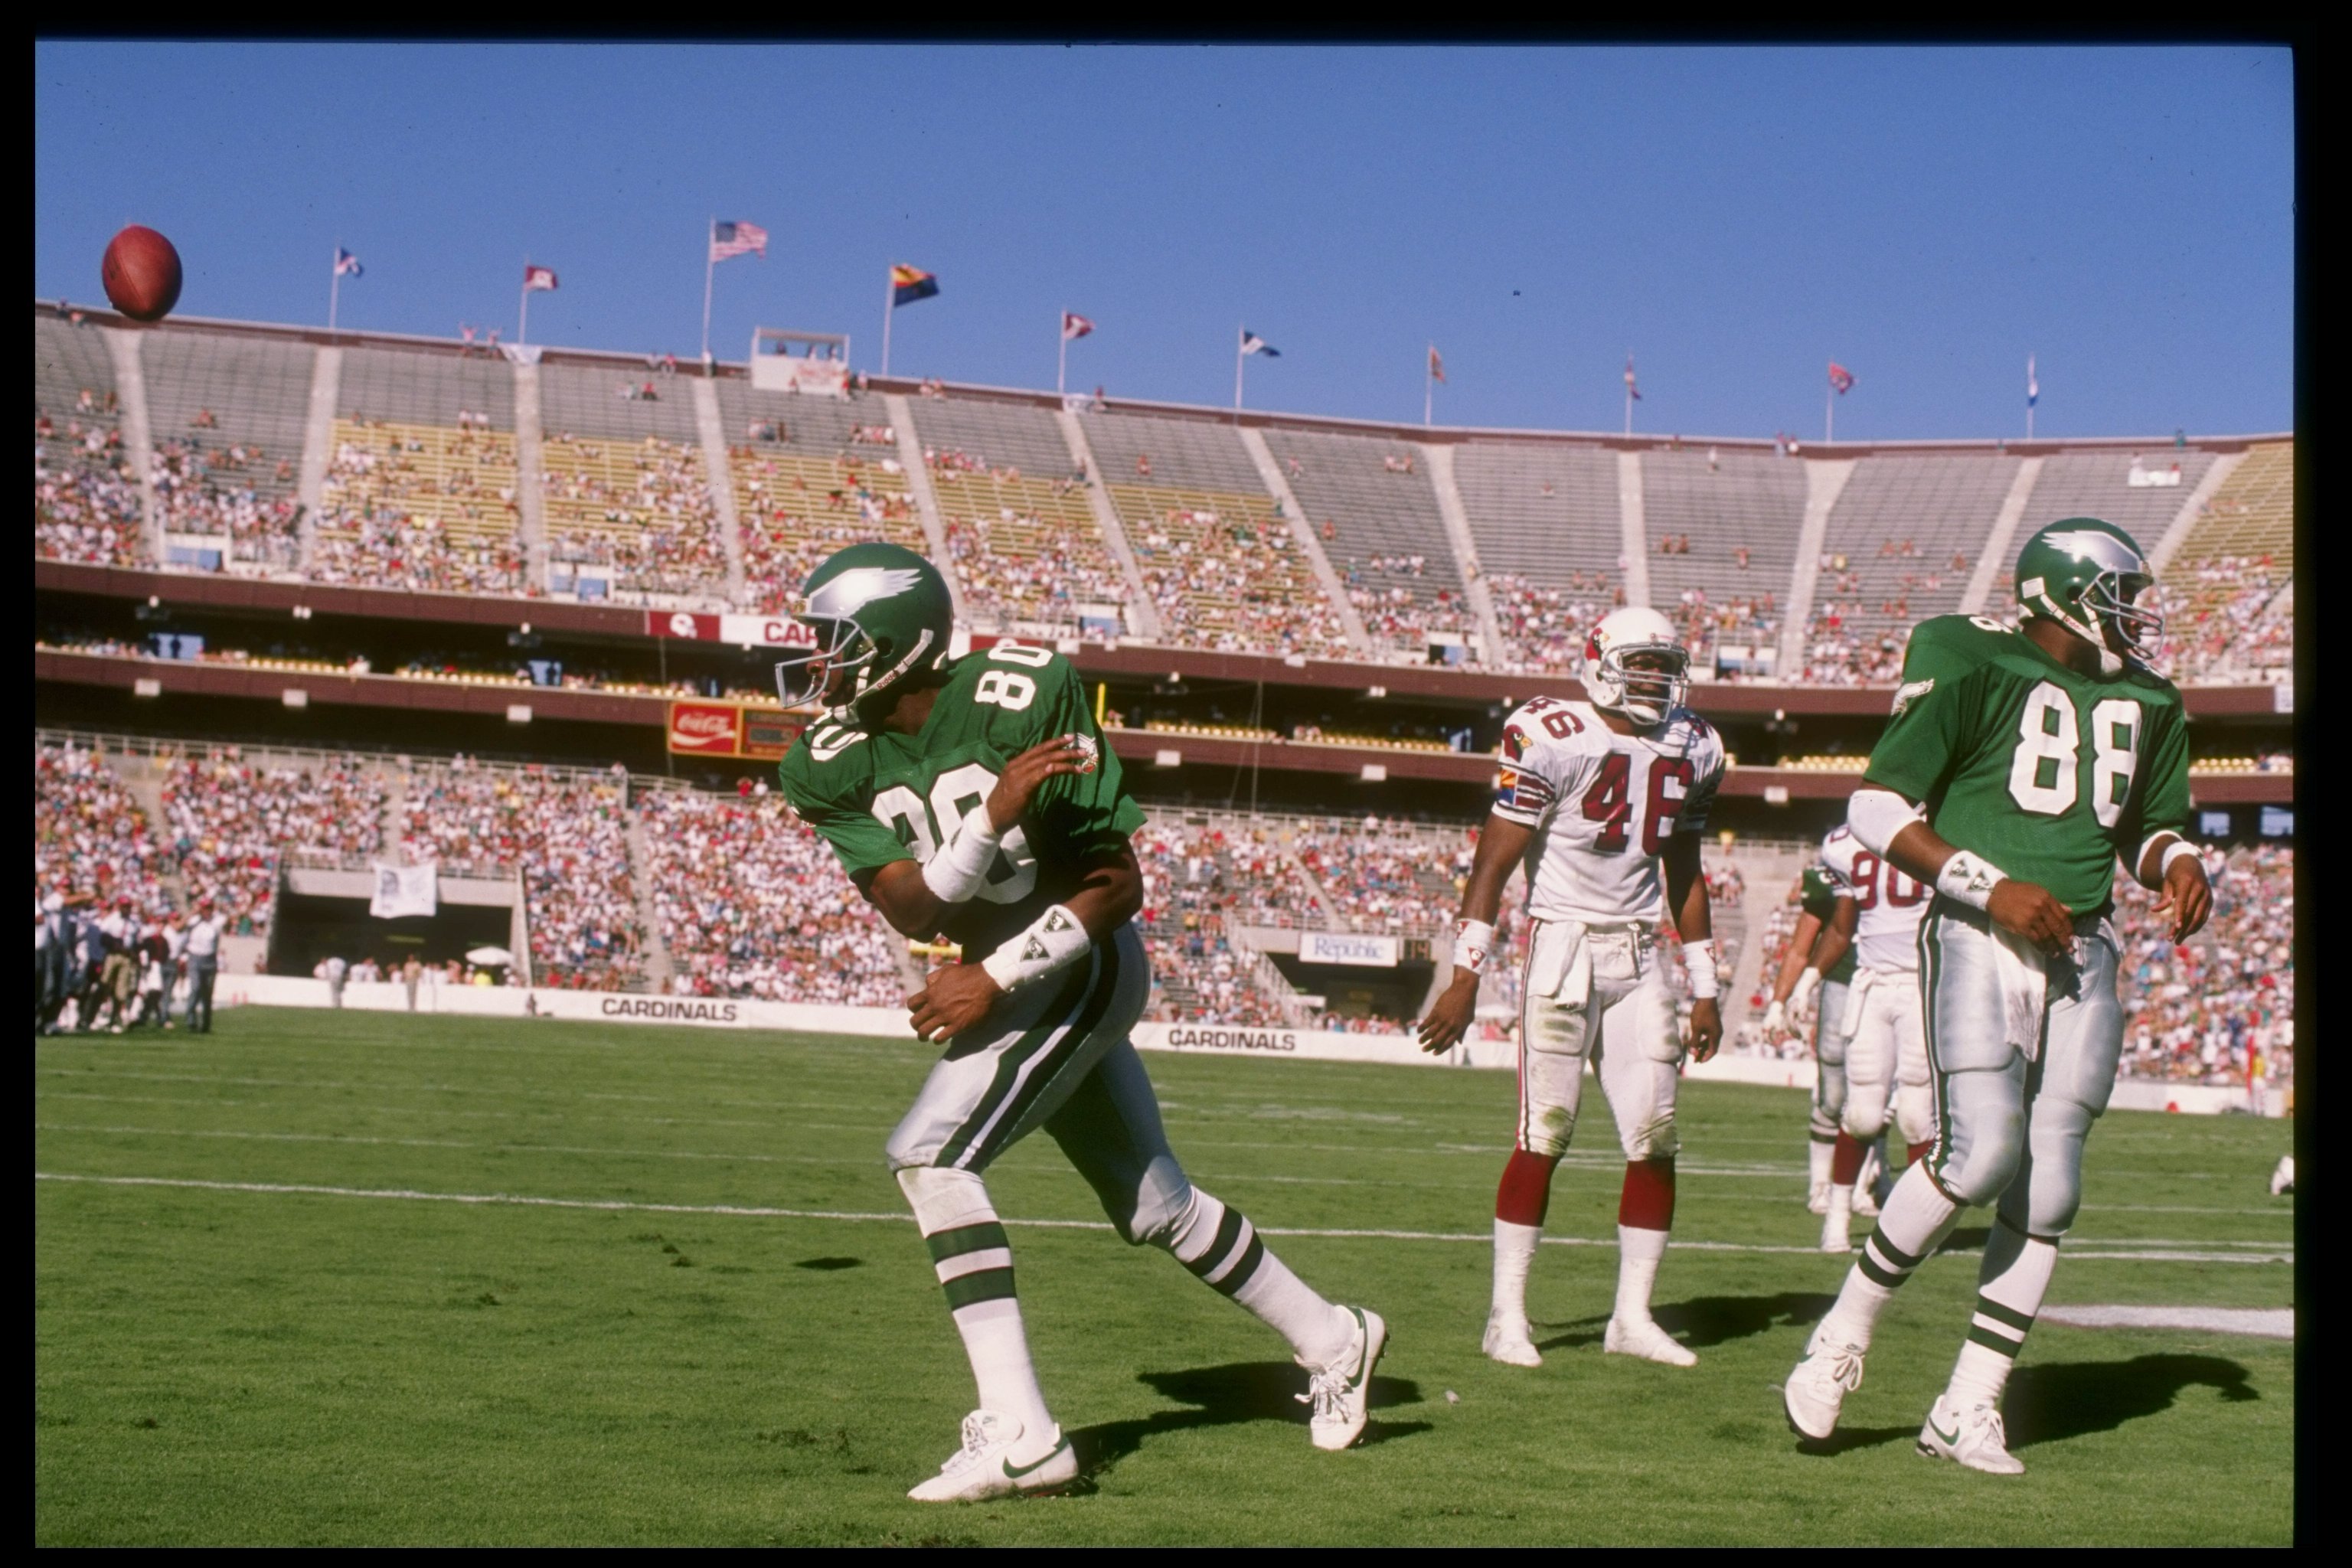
xmin=1298 ymin=1305 xmax=1387 ymax=1450
xmin=1807 ymin=1179 xmax=1831 ymax=1216
xmin=1916 ymin=1394 xmax=2024 ymax=1475
xmin=1782 ymin=1331 xmax=1866 ymax=1440
xmin=1481 ymin=1310 xmax=1544 ymax=1367
xmin=2269 ymin=1155 xmax=2295 ymax=1197
xmin=1818 ymin=1208 xmax=1853 ymax=1255
xmin=1602 ymin=1315 xmax=1697 ymax=1367
xmin=906 ymin=1410 xmax=1077 ymax=1503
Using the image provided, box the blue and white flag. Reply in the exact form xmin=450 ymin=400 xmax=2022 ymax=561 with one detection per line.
xmin=2027 ymin=354 xmax=2039 ymax=408
xmin=334 ymin=248 xmax=364 ymax=279
xmin=1240 ymin=328 xmax=1280 ymax=358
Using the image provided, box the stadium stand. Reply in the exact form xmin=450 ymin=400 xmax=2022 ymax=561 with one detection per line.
xmin=1290 ymin=815 xmax=1469 ymax=935
xmin=34 ymin=737 xmax=174 ymax=916
xmin=161 ymin=746 xmax=390 ymax=936
xmin=1643 ymin=447 xmax=1802 ymax=677
xmin=1132 ymin=813 xmax=1302 ymax=1027
xmin=33 ymin=317 xmax=145 ymax=567
xmin=1259 ymin=427 xmax=1472 ymax=659
xmin=315 ymin=347 xmax=525 ymax=594
xmin=715 ymin=380 xmax=925 ymax=614
xmin=1803 ymin=452 xmax=2018 ymax=684
xmin=1082 ymin=410 xmax=1351 ymax=656
xmin=1993 ymin=446 xmax=2216 ymax=619
xmin=2157 ymin=441 xmax=2292 ymax=683
xmin=2115 ymin=843 xmax=2293 ymax=1087
xmin=399 ymin=756 xmax=643 ymax=990
xmin=1452 ymin=441 xmax=1627 ymax=672
xmin=537 ymin=362 xmax=727 ymax=602
xmin=139 ymin=331 xmax=312 ymax=574
xmin=902 ymin=397 xmax=1128 ymax=634
xmin=638 ymin=785 xmax=910 ymax=1008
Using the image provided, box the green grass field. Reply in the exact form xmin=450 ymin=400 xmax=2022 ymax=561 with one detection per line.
xmin=35 ymin=1009 xmax=2294 ymax=1545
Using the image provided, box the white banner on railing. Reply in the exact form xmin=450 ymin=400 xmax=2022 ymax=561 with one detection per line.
xmin=1298 ymin=932 xmax=1401 ymax=968
xmin=368 ymin=862 xmax=437 ymax=920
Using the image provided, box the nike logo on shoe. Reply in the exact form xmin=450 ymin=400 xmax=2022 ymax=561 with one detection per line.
xmin=1001 ymin=1439 xmax=1070 ymax=1480
xmin=1927 ymin=1414 xmax=1960 ymax=1447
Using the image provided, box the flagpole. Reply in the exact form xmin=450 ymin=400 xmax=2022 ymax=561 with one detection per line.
xmin=1057 ymin=309 xmax=1068 ymax=398
xmin=518 ymin=258 xmax=531 ymax=348
xmin=699 ymin=218 xmax=716 ymax=365
xmin=1424 ymin=345 xmax=1433 ymax=428
xmin=1824 ymin=379 xmax=1833 ymax=444
xmin=1625 ymin=353 xmax=1632 ymax=438
xmin=328 ymin=243 xmax=341 ymax=335
xmin=881 ymin=266 xmax=896 ymax=378
xmin=2027 ymin=354 xmax=2036 ymax=441
xmin=1233 ymin=325 xmax=1244 ymax=414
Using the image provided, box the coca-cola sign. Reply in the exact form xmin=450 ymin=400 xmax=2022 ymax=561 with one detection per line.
xmin=668 ymin=702 xmax=743 ymax=754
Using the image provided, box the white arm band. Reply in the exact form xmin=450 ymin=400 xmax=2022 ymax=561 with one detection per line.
xmin=979 ymin=903 xmax=1091 ymax=994
xmin=2161 ymin=840 xmax=2203 ymax=878
xmin=2138 ymin=831 xmax=2200 ymax=887
xmin=1684 ymin=939 xmax=1719 ymax=1000
xmin=1936 ymin=850 xmax=2007 ymax=912
xmin=1452 ymin=917 xmax=1495 ymax=975
xmin=1846 ymin=786 xmax=1922 ymax=857
xmin=920 ymin=812 xmax=1005 ymax=904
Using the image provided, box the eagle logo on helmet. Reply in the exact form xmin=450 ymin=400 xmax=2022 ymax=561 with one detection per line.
xmin=773 ymin=544 xmax=955 ymax=723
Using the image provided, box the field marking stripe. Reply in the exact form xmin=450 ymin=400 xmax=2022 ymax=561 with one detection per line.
xmin=31 ymin=1173 xmax=2292 ymax=1263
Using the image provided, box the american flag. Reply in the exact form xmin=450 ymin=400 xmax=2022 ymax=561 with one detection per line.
xmin=1429 ymin=345 xmax=1446 ymax=383
xmin=1625 ymin=354 xmax=1642 ymax=400
xmin=710 ymin=220 xmax=768 ymax=263
xmin=333 ymin=248 xmax=364 ymax=278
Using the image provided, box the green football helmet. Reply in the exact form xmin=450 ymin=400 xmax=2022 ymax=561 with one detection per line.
xmin=2013 ymin=517 xmax=2162 ymax=675
xmin=773 ymin=541 xmax=956 ymax=721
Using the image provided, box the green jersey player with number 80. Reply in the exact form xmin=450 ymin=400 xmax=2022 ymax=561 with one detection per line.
xmin=773 ymin=543 xmax=1386 ymax=1503
xmin=1782 ymin=518 xmax=2213 ymax=1475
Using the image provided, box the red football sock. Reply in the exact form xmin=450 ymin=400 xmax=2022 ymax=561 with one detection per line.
xmin=1830 ymin=1132 xmax=1867 ymax=1186
xmin=1906 ymin=1140 xmax=1934 ymax=1168
xmin=1619 ymin=1156 xmax=1677 ymax=1231
xmin=1495 ymin=1149 xmax=1560 ymax=1227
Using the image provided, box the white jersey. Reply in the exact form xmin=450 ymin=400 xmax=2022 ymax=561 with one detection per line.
xmin=1491 ymin=696 xmax=1726 ymax=926
xmin=1818 ymin=825 xmax=1930 ymax=972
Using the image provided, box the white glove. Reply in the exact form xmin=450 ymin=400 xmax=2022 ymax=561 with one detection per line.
xmin=1788 ymin=966 xmax=1821 ymax=1015
xmin=1762 ymin=999 xmax=1788 ymax=1037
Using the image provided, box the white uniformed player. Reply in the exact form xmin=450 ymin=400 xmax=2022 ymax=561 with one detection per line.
xmin=1814 ymin=824 xmax=1935 ymax=1253
xmin=1760 ymin=853 xmax=1859 ymax=1215
xmin=1420 ymin=606 xmax=1727 ymax=1370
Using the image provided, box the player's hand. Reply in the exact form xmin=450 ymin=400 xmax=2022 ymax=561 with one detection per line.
xmin=1761 ymin=998 xmax=1788 ymax=1037
xmin=1787 ymin=965 xmax=1821 ymax=1015
xmin=1686 ymin=997 xmax=1723 ymax=1063
xmin=1987 ymin=877 xmax=2074 ymax=957
xmin=985 ymin=737 xmax=1096 ymax=833
xmin=1416 ymin=971 xmax=1480 ymax=1054
xmin=2152 ymin=852 xmax=2213 ymax=943
xmin=908 ymin=962 xmax=1004 ymax=1042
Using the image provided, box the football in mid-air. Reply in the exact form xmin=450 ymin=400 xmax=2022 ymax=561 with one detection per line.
xmin=102 ymin=224 xmax=183 ymax=322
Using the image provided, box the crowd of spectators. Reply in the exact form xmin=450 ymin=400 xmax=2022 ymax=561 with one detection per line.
xmin=2115 ymin=844 xmax=2295 ymax=1088
xmin=1798 ymin=602 xmax=1908 ymax=686
xmin=149 ymin=432 xmax=303 ymax=571
xmin=2156 ymin=555 xmax=2292 ymax=683
xmin=1132 ymin=816 xmax=1295 ymax=1027
xmin=942 ymin=509 xmax=1130 ymax=629
xmin=736 ymin=452 xmax=917 ymax=615
xmin=1343 ymin=555 xmax=1474 ymax=654
xmin=1669 ymin=588 xmax=1779 ymax=678
xmin=1485 ymin=570 xmax=1619 ymax=672
xmin=400 ymin=757 xmax=643 ymax=991
xmin=1292 ymin=816 xmax=1465 ymax=934
xmin=639 ymin=786 xmax=907 ymax=1006
xmin=1133 ymin=507 xmax=1351 ymax=658
xmin=34 ymin=410 xmax=145 ymax=567
xmin=542 ymin=434 xmax=727 ymax=599
xmin=312 ymin=422 xmax=527 ymax=595
xmin=34 ymin=740 xmax=174 ymax=918
xmin=161 ymin=746 xmax=388 ymax=936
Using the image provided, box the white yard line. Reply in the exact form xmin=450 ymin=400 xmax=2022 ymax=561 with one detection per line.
xmin=33 ymin=1171 xmax=2292 ymax=1264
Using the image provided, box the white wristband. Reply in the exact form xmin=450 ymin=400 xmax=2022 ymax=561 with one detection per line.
xmin=920 ymin=812 xmax=1004 ymax=904
xmin=979 ymin=903 xmax=1091 ymax=994
xmin=1788 ymin=965 xmax=1821 ymax=1011
xmin=1684 ymin=939 xmax=1719 ymax=1000
xmin=2160 ymin=840 xmax=2202 ymax=879
xmin=1453 ymin=917 xmax=1495 ymax=975
xmin=1936 ymin=849 xmax=2007 ymax=911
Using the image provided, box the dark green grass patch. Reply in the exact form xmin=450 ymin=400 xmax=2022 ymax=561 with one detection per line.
xmin=36 ymin=1010 xmax=2292 ymax=1544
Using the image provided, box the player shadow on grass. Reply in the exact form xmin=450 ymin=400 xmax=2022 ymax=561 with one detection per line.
xmin=1534 ymin=1291 xmax=1838 ymax=1354
xmin=2004 ymin=1354 xmax=2256 ymax=1449
xmin=1067 ymin=1363 xmax=1429 ymax=1481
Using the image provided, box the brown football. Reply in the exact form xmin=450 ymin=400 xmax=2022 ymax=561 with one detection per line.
xmin=102 ymin=225 xmax=183 ymax=322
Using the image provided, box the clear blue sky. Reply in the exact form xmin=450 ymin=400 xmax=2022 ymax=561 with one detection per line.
xmin=35 ymin=44 xmax=2293 ymax=439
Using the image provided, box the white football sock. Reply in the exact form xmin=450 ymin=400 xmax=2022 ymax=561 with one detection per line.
xmin=1820 ymin=1161 xmax=1961 ymax=1351
xmin=1946 ymin=1223 xmax=2059 ymax=1410
xmin=1169 ymin=1187 xmax=1354 ymax=1368
xmin=1614 ymin=1224 xmax=1668 ymax=1325
xmin=899 ymin=1166 xmax=1054 ymax=1438
xmin=1824 ymin=1183 xmax=1854 ymax=1240
xmin=1808 ymin=1137 xmax=1834 ymax=1193
xmin=1492 ymin=1218 xmax=1541 ymax=1323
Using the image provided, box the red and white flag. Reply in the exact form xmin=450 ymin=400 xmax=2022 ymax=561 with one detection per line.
xmin=1429 ymin=345 xmax=1446 ymax=384
xmin=1063 ymin=312 xmax=1095 ymax=341
xmin=524 ymin=265 xmax=559 ymax=292
xmin=1828 ymin=361 xmax=1855 ymax=394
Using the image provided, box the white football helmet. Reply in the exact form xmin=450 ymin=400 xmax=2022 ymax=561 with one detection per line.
xmin=1583 ymin=606 xmax=1690 ymax=727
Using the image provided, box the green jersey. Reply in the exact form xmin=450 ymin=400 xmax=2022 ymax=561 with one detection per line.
xmin=776 ymin=642 xmax=1147 ymax=962
xmin=1864 ymin=614 xmax=2190 ymax=916
xmin=1798 ymin=867 xmax=1857 ymax=984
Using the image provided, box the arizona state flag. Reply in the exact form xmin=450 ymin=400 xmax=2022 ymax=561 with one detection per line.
xmin=891 ymin=265 xmax=939 ymax=307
